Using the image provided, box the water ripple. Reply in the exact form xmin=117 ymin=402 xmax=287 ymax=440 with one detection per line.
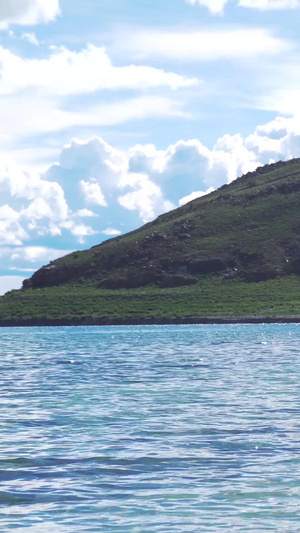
xmin=0 ymin=324 xmax=300 ymax=531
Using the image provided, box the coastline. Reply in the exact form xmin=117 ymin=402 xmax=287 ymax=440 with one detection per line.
xmin=1 ymin=315 xmax=300 ymax=327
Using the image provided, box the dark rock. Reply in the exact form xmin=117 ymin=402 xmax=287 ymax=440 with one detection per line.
xmin=99 ymin=270 xmax=161 ymax=289
xmin=188 ymin=257 xmax=227 ymax=274
xmin=241 ymin=269 xmax=280 ymax=282
xmin=22 ymin=278 xmax=32 ymax=289
xmin=28 ymin=263 xmax=80 ymax=288
xmin=149 ymin=232 xmax=169 ymax=242
xmin=99 ymin=276 xmax=129 ymax=289
xmin=178 ymin=233 xmax=191 ymax=240
xmin=287 ymin=256 xmax=300 ymax=275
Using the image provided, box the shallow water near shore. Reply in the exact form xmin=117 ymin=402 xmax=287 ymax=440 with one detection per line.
xmin=1 ymin=324 xmax=300 ymax=532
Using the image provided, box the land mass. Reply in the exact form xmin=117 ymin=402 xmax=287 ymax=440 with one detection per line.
xmin=2 ymin=158 xmax=300 ymax=325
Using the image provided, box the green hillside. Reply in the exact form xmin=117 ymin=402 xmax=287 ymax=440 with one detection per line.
xmin=2 ymin=158 xmax=300 ymax=325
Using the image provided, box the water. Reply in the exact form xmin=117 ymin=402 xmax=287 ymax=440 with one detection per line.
xmin=1 ymin=325 xmax=300 ymax=532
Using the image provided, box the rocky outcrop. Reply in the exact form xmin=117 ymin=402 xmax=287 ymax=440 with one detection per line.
xmin=22 ymin=262 xmax=84 ymax=289
xmin=99 ymin=270 xmax=161 ymax=289
xmin=99 ymin=271 xmax=197 ymax=289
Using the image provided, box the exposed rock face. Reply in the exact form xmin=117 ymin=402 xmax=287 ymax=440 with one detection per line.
xmin=22 ymin=262 xmax=83 ymax=289
xmin=99 ymin=271 xmax=198 ymax=289
xmin=99 ymin=270 xmax=161 ymax=289
xmin=240 ymin=269 xmax=281 ymax=283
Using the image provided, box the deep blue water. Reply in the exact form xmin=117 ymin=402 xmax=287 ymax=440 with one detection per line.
xmin=1 ymin=325 xmax=300 ymax=531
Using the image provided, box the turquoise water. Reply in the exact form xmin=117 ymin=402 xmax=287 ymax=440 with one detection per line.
xmin=1 ymin=325 xmax=300 ymax=532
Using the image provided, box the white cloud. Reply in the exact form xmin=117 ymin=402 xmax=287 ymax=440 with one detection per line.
xmin=118 ymin=172 xmax=174 ymax=222
xmin=0 ymin=155 xmax=98 ymax=244
xmin=0 ymin=246 xmax=72 ymax=294
xmin=60 ymin=220 xmax=98 ymax=244
xmin=0 ymin=0 xmax=60 ymax=28
xmin=257 ymin=89 xmax=300 ymax=116
xmin=0 ymin=245 xmax=72 ymax=294
xmin=102 ymin=228 xmax=122 ymax=236
xmin=239 ymin=0 xmax=300 ymax=9
xmin=0 ymin=44 xmax=197 ymax=96
xmin=187 ymin=0 xmax=300 ymax=13
xmin=0 ymin=219 xmax=28 ymax=245
xmin=186 ymin=0 xmax=228 ymax=13
xmin=245 ymin=115 xmax=300 ymax=160
xmin=80 ymin=179 xmax=107 ymax=207
xmin=10 ymin=267 xmax=35 ymax=272
xmin=0 ymin=94 xmax=188 ymax=148
xmin=128 ymin=137 xmax=257 ymax=207
xmin=42 ymin=122 xmax=300 ymax=230
xmin=0 ymin=276 xmax=24 ymax=295
xmin=45 ymin=136 xmax=125 ymax=212
xmin=179 ymin=187 xmax=215 ymax=206
xmin=21 ymin=32 xmax=39 ymax=45
xmin=76 ymin=209 xmax=97 ymax=218
xmin=0 ymin=158 xmax=69 ymax=237
xmin=0 ymin=42 xmax=194 ymax=152
xmin=8 ymin=246 xmax=71 ymax=264
xmin=121 ymin=28 xmax=290 ymax=61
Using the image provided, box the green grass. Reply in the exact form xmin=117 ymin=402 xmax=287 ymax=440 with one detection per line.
xmin=2 ymin=274 xmax=300 ymax=323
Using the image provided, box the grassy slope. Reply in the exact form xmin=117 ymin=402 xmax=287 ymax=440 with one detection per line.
xmin=1 ymin=275 xmax=300 ymax=323
xmin=2 ymin=159 xmax=300 ymax=324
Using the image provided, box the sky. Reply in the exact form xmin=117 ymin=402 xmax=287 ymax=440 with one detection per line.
xmin=1 ymin=0 xmax=300 ymax=294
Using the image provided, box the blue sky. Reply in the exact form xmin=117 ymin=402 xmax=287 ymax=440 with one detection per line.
xmin=1 ymin=0 xmax=300 ymax=293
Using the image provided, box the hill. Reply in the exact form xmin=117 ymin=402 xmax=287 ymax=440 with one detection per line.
xmin=2 ymin=158 xmax=300 ymax=325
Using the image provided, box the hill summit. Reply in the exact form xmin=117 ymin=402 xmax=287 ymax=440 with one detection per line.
xmin=23 ymin=157 xmax=300 ymax=289
xmin=2 ymin=157 xmax=300 ymax=325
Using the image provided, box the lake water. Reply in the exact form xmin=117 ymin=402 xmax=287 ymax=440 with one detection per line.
xmin=1 ymin=325 xmax=300 ymax=532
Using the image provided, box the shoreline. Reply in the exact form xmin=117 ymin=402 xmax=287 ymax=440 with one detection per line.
xmin=1 ymin=316 xmax=300 ymax=327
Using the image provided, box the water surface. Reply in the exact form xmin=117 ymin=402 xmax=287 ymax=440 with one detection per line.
xmin=1 ymin=324 xmax=300 ymax=531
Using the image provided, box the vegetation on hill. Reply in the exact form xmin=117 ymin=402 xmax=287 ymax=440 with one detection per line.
xmin=2 ymin=158 xmax=300 ymax=324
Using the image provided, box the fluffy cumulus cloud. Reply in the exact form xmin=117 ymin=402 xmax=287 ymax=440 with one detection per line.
xmin=187 ymin=0 xmax=300 ymax=13
xmin=118 ymin=172 xmax=174 ymax=222
xmin=0 ymin=0 xmax=60 ymax=28
xmin=0 ymin=154 xmax=99 ymax=247
xmin=40 ymin=117 xmax=300 ymax=227
xmin=44 ymin=137 xmax=174 ymax=224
